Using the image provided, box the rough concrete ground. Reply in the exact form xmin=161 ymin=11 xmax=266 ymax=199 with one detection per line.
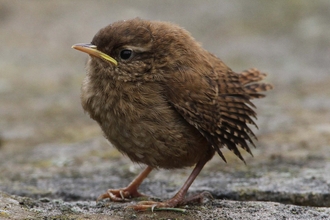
xmin=1 ymin=1 xmax=330 ymax=219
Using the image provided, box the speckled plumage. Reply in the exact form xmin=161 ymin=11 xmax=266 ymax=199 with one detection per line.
xmin=74 ymin=18 xmax=273 ymax=209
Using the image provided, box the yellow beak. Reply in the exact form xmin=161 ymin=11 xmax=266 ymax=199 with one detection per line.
xmin=71 ymin=43 xmax=118 ymax=66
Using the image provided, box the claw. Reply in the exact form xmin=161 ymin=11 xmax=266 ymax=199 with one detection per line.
xmin=119 ymin=190 xmax=125 ymax=200
xmin=97 ymin=187 xmax=147 ymax=202
xmin=151 ymin=204 xmax=157 ymax=212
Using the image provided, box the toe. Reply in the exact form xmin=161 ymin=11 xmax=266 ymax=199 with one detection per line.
xmin=128 ymin=201 xmax=165 ymax=211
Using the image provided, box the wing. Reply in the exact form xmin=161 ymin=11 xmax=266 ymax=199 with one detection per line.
xmin=164 ymin=61 xmax=272 ymax=163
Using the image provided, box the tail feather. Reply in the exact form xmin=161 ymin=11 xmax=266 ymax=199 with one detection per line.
xmin=239 ymin=68 xmax=273 ymax=99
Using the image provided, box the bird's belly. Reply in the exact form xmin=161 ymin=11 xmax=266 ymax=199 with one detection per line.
xmin=99 ymin=106 xmax=210 ymax=169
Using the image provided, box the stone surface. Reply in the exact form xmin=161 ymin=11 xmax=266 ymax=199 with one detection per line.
xmin=1 ymin=0 xmax=330 ymax=219
xmin=1 ymin=191 xmax=330 ymax=220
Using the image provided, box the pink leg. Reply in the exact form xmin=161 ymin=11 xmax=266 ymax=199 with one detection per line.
xmin=130 ymin=156 xmax=211 ymax=211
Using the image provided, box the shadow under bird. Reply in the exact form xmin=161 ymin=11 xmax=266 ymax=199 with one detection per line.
xmin=72 ymin=18 xmax=273 ymax=211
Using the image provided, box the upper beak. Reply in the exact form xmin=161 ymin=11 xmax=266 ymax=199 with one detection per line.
xmin=71 ymin=43 xmax=118 ymax=66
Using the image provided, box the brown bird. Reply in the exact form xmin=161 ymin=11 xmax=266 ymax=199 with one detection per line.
xmin=72 ymin=18 xmax=273 ymax=211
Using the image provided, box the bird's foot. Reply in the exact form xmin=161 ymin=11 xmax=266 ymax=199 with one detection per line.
xmin=128 ymin=191 xmax=213 ymax=211
xmin=97 ymin=187 xmax=148 ymax=202
xmin=128 ymin=200 xmax=179 ymax=211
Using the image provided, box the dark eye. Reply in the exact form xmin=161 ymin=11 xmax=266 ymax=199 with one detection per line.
xmin=119 ymin=49 xmax=133 ymax=60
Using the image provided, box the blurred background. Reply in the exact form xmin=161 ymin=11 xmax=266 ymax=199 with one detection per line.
xmin=0 ymin=0 xmax=330 ymax=203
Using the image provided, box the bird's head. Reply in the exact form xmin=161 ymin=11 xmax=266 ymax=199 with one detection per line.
xmin=72 ymin=18 xmax=206 ymax=83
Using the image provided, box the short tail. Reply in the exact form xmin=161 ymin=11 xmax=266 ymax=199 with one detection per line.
xmin=239 ymin=68 xmax=273 ymax=99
